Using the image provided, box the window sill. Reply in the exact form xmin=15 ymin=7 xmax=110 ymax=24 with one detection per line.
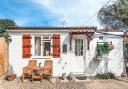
xmin=75 ymin=55 xmax=84 ymax=57
xmin=32 ymin=56 xmax=51 ymax=59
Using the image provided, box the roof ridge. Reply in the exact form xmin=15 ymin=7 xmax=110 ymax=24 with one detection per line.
xmin=7 ymin=26 xmax=97 ymax=30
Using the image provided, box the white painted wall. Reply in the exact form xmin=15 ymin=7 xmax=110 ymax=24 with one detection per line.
xmin=9 ymin=34 xmax=28 ymax=76
xmin=85 ymin=33 xmax=124 ymax=76
xmin=9 ymin=31 xmax=124 ymax=77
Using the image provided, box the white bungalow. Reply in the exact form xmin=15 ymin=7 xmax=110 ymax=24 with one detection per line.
xmin=7 ymin=27 xmax=125 ymax=77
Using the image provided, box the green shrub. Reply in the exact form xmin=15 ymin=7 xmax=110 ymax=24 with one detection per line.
xmin=96 ymin=72 xmax=115 ymax=79
xmin=0 ymin=27 xmax=10 ymax=43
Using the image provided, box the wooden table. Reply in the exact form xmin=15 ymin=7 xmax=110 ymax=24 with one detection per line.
xmin=31 ymin=67 xmax=44 ymax=82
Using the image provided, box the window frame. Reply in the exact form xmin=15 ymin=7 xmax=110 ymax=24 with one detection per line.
xmin=32 ymin=35 xmax=52 ymax=58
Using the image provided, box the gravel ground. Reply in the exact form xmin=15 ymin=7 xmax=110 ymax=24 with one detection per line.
xmin=0 ymin=78 xmax=128 ymax=89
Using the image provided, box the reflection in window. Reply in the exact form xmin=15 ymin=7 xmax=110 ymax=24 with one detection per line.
xmin=42 ymin=42 xmax=51 ymax=56
xmin=35 ymin=37 xmax=41 ymax=56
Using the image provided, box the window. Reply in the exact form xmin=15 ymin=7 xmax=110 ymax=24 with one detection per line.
xmin=35 ymin=37 xmax=41 ymax=56
xmin=75 ymin=39 xmax=83 ymax=56
xmin=63 ymin=44 xmax=67 ymax=53
xmin=42 ymin=35 xmax=51 ymax=40
xmin=42 ymin=41 xmax=51 ymax=56
xmin=99 ymin=36 xmax=103 ymax=40
xmin=34 ymin=35 xmax=51 ymax=57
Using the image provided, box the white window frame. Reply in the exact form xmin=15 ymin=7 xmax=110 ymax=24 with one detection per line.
xmin=32 ymin=35 xmax=52 ymax=58
xmin=41 ymin=35 xmax=51 ymax=41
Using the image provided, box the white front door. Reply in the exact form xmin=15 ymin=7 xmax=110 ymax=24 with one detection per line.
xmin=73 ymin=38 xmax=85 ymax=74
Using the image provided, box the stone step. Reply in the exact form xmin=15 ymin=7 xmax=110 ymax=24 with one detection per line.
xmin=72 ymin=74 xmax=86 ymax=77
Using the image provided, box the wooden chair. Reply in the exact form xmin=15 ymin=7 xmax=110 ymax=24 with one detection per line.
xmin=42 ymin=60 xmax=53 ymax=79
xmin=22 ymin=60 xmax=37 ymax=79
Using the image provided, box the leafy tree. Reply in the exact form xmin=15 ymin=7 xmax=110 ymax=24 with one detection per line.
xmin=97 ymin=0 xmax=128 ymax=29
xmin=0 ymin=19 xmax=16 ymax=29
xmin=0 ymin=27 xmax=11 ymax=43
xmin=0 ymin=19 xmax=16 ymax=42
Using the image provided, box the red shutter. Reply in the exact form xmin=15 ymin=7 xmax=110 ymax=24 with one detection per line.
xmin=22 ymin=34 xmax=31 ymax=58
xmin=52 ymin=34 xmax=60 ymax=58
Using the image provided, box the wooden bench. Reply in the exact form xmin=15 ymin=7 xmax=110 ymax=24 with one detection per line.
xmin=21 ymin=60 xmax=53 ymax=82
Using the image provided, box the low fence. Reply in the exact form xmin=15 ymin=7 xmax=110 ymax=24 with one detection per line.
xmin=0 ymin=37 xmax=7 ymax=77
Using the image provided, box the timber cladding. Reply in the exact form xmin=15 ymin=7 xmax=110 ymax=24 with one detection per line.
xmin=0 ymin=37 xmax=7 ymax=77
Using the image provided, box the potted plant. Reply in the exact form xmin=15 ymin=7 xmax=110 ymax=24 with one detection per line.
xmin=5 ymin=65 xmax=16 ymax=81
xmin=108 ymin=44 xmax=114 ymax=50
xmin=96 ymin=42 xmax=110 ymax=60
xmin=124 ymin=60 xmax=128 ymax=67
xmin=6 ymin=74 xmax=16 ymax=81
xmin=123 ymin=36 xmax=128 ymax=43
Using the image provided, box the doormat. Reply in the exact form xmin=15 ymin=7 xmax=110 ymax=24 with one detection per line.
xmin=75 ymin=76 xmax=87 ymax=80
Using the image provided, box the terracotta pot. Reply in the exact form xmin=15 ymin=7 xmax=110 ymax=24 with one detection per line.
xmin=6 ymin=74 xmax=16 ymax=81
xmin=125 ymin=61 xmax=128 ymax=67
xmin=109 ymin=44 xmax=114 ymax=50
xmin=123 ymin=37 xmax=128 ymax=42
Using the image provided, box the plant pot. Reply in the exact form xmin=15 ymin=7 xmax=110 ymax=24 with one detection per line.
xmin=123 ymin=36 xmax=128 ymax=42
xmin=109 ymin=44 xmax=114 ymax=50
xmin=96 ymin=55 xmax=102 ymax=60
xmin=96 ymin=57 xmax=102 ymax=61
xmin=6 ymin=74 xmax=16 ymax=81
xmin=125 ymin=61 xmax=128 ymax=67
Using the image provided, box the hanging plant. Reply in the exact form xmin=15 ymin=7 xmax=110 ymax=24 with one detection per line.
xmin=96 ymin=42 xmax=109 ymax=56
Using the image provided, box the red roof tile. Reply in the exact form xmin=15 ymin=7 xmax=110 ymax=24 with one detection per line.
xmin=70 ymin=29 xmax=94 ymax=33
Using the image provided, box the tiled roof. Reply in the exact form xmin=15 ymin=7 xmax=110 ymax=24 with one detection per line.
xmin=70 ymin=29 xmax=94 ymax=33
xmin=7 ymin=26 xmax=97 ymax=30
xmin=7 ymin=26 xmax=123 ymax=33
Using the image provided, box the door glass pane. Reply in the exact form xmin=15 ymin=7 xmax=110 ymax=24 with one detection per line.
xmin=35 ymin=37 xmax=41 ymax=56
xmin=75 ymin=39 xmax=83 ymax=56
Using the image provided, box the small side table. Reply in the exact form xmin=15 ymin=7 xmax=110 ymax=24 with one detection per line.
xmin=31 ymin=67 xmax=43 ymax=82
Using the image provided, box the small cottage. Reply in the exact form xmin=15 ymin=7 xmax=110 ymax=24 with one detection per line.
xmin=7 ymin=27 xmax=125 ymax=77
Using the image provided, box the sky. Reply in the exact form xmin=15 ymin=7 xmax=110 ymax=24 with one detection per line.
xmin=0 ymin=0 xmax=114 ymax=28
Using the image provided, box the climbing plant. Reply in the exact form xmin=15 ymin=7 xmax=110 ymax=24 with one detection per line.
xmin=96 ymin=42 xmax=109 ymax=56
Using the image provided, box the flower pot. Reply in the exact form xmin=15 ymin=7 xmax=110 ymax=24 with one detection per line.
xmin=6 ymin=74 xmax=16 ymax=81
xmin=96 ymin=57 xmax=102 ymax=61
xmin=96 ymin=55 xmax=102 ymax=60
xmin=125 ymin=61 xmax=128 ymax=67
xmin=123 ymin=36 xmax=128 ymax=42
xmin=109 ymin=44 xmax=114 ymax=50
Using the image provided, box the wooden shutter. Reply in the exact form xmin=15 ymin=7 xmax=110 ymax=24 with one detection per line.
xmin=52 ymin=34 xmax=60 ymax=58
xmin=22 ymin=34 xmax=31 ymax=58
